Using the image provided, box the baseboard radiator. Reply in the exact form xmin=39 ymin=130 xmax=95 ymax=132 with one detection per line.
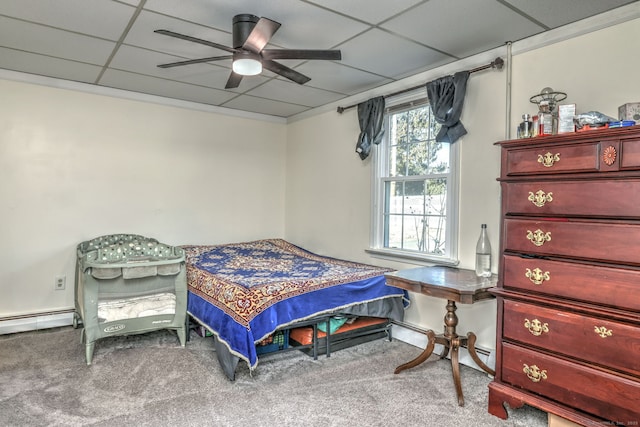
xmin=0 ymin=309 xmax=74 ymax=335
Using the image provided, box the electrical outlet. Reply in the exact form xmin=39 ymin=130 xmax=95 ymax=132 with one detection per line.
xmin=55 ymin=275 xmax=66 ymax=291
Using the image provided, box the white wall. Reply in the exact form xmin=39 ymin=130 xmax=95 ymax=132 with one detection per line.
xmin=285 ymin=17 xmax=640 ymax=351
xmin=0 ymin=80 xmax=286 ymax=317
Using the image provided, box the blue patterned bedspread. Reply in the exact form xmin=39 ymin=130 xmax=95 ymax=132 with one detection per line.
xmin=182 ymin=239 xmax=407 ymax=368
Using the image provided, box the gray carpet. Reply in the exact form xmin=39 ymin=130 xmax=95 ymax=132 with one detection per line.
xmin=0 ymin=326 xmax=547 ymax=427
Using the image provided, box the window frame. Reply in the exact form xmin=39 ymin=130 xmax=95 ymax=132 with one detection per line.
xmin=367 ymin=89 xmax=460 ymax=266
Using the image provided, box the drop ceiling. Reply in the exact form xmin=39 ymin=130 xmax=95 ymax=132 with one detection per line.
xmin=1 ymin=0 xmax=638 ymax=118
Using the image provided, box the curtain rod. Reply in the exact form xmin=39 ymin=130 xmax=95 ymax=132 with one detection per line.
xmin=336 ymin=57 xmax=504 ymax=114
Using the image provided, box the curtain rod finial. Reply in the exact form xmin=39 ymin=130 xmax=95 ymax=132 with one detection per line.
xmin=493 ymin=57 xmax=504 ymax=70
xmin=337 ymin=106 xmax=345 ymax=114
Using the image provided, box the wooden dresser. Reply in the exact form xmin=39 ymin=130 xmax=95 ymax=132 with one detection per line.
xmin=488 ymin=126 xmax=640 ymax=425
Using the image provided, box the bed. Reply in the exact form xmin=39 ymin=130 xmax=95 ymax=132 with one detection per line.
xmin=182 ymin=239 xmax=408 ymax=380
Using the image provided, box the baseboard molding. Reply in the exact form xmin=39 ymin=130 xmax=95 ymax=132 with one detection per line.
xmin=392 ymin=323 xmax=495 ymax=375
xmin=0 ymin=310 xmax=74 ymax=335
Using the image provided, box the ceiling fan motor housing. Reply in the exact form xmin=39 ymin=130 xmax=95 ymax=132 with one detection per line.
xmin=232 ymin=14 xmax=260 ymax=48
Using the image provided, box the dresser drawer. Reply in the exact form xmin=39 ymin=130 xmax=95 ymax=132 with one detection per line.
xmin=502 ymin=300 xmax=640 ymax=377
xmin=502 ymin=254 xmax=640 ymax=312
xmin=501 ymin=342 xmax=640 ymax=423
xmin=621 ymin=137 xmax=640 ymax=170
xmin=504 ymin=142 xmax=599 ymax=176
xmin=503 ymin=218 xmax=640 ymax=266
xmin=502 ymin=179 xmax=640 ymax=218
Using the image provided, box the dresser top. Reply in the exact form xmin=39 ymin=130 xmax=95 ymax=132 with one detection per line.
xmin=496 ymin=125 xmax=640 ymax=148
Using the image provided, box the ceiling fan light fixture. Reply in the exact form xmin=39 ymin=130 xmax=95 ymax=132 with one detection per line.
xmin=232 ymin=52 xmax=262 ymax=76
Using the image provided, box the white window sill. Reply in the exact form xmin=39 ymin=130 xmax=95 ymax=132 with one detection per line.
xmin=365 ymin=248 xmax=459 ymax=267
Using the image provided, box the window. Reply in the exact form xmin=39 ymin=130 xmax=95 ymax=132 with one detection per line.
xmin=370 ymin=93 xmax=459 ymax=265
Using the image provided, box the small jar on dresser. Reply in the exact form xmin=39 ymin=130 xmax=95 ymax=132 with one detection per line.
xmin=489 ymin=126 xmax=640 ymax=426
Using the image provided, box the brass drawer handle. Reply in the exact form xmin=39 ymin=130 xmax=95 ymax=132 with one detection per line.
xmin=524 ymin=318 xmax=549 ymax=336
xmin=525 ymin=268 xmax=550 ymax=285
xmin=528 ymin=190 xmax=553 ymax=207
xmin=538 ymin=152 xmax=560 ymax=167
xmin=594 ymin=326 xmax=612 ymax=338
xmin=526 ymin=229 xmax=551 ymax=247
xmin=523 ymin=364 xmax=547 ymax=382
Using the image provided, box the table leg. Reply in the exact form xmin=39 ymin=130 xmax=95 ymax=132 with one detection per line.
xmin=394 ymin=299 xmax=486 ymax=408
xmin=450 ymin=337 xmax=464 ymax=406
xmin=394 ymin=329 xmax=437 ymax=374
xmin=441 ymin=300 xmax=465 ymax=406
xmin=466 ymin=332 xmax=495 ymax=376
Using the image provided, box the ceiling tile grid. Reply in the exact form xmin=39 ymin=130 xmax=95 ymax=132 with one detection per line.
xmin=0 ymin=0 xmax=638 ymax=118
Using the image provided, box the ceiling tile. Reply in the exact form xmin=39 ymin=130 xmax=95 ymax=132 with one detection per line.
xmin=503 ymin=0 xmax=637 ymax=28
xmin=0 ymin=16 xmax=116 ymax=65
xmin=244 ymin=79 xmax=345 ymax=108
xmin=0 ymin=47 xmax=103 ymax=83
xmin=124 ymin=10 xmax=233 ymax=57
xmin=381 ymin=0 xmax=545 ymax=58
xmin=222 ymin=94 xmax=310 ymax=117
xmin=100 ymin=69 xmax=237 ymax=105
xmin=293 ymin=61 xmax=392 ymax=95
xmin=109 ymin=44 xmax=206 ymax=78
xmin=305 ymin=0 xmax=424 ymax=24
xmin=0 ymin=0 xmax=136 ymax=40
xmin=338 ymin=28 xmax=453 ymax=78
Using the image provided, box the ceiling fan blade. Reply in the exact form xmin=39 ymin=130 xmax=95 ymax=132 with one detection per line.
xmin=154 ymin=29 xmax=235 ymax=53
xmin=225 ymin=71 xmax=244 ymax=89
xmin=262 ymin=60 xmax=311 ymax=85
xmin=242 ymin=17 xmax=281 ymax=53
xmin=157 ymin=55 xmax=233 ymax=68
xmin=262 ymin=49 xmax=342 ymax=61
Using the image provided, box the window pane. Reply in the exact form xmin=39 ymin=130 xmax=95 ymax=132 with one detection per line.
xmin=405 ymin=140 xmax=428 ymax=176
xmin=424 ymin=215 xmax=447 ymax=254
xmin=384 ymin=181 xmax=404 ymax=214
xmin=389 ymin=111 xmax=408 ymax=177
xmin=404 ymin=180 xmax=425 ymax=216
xmin=426 ymin=178 xmax=447 ymax=216
xmin=385 ymin=214 xmax=403 ymax=249
xmin=402 ymin=214 xmax=424 ymax=251
xmin=428 ymin=115 xmax=439 ymax=139
xmin=407 ymin=107 xmax=430 ymax=143
xmin=427 ymin=141 xmax=450 ymax=174
xmin=388 ymin=143 xmax=407 ymax=177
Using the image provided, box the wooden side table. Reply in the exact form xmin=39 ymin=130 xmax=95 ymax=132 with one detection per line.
xmin=385 ymin=266 xmax=497 ymax=406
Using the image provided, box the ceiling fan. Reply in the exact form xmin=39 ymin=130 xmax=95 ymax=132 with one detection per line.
xmin=155 ymin=14 xmax=342 ymax=89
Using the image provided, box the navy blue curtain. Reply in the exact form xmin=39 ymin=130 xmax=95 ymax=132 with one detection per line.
xmin=426 ymin=71 xmax=470 ymax=143
xmin=355 ymin=96 xmax=385 ymax=160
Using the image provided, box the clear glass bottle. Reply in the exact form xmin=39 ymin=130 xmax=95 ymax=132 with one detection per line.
xmin=537 ymin=101 xmax=556 ymax=136
xmin=517 ymin=114 xmax=533 ymax=138
xmin=475 ymin=224 xmax=492 ymax=277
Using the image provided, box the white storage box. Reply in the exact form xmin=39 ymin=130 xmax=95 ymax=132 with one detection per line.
xmin=618 ymin=102 xmax=640 ymax=123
